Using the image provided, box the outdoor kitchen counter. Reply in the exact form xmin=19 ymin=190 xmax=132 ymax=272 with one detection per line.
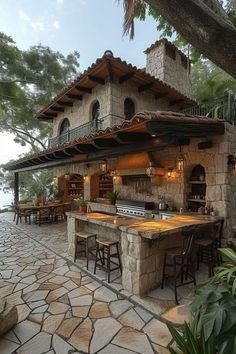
xmin=66 ymin=211 xmax=221 ymax=240
xmin=66 ymin=211 xmax=222 ymax=296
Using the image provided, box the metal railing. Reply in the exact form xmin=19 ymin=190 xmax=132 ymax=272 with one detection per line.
xmin=182 ymin=92 xmax=236 ymax=125
xmin=48 ymin=115 xmax=126 ymax=148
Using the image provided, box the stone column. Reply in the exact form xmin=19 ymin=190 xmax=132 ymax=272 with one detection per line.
xmin=67 ymin=215 xmax=76 ymax=258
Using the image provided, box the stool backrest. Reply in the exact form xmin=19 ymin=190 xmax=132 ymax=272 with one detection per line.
xmin=181 ymin=230 xmax=195 ymax=257
xmin=214 ymin=219 xmax=224 ymax=247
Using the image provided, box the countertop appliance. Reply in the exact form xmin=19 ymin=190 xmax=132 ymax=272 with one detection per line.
xmin=115 ymin=199 xmax=155 ymax=218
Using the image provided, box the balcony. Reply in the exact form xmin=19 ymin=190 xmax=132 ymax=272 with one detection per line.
xmin=48 ymin=116 xmax=126 ymax=148
xmin=182 ymin=92 xmax=236 ymax=125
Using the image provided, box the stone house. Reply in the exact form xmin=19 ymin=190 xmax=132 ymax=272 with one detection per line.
xmin=5 ymin=39 xmax=236 ymax=242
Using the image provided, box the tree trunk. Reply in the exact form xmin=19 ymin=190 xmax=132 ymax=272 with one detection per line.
xmin=145 ymin=0 xmax=236 ymax=78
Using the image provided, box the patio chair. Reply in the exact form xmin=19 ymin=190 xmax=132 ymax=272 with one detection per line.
xmin=15 ymin=206 xmax=31 ymax=225
xmin=161 ymin=229 xmax=196 ymax=304
xmin=52 ymin=206 xmax=66 ymax=223
xmin=35 ymin=207 xmax=51 ymax=226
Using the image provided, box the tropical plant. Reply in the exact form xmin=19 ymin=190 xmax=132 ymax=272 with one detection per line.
xmin=118 ymin=0 xmax=236 ymax=77
xmin=73 ymin=197 xmax=88 ymax=207
xmin=106 ymin=190 xmax=119 ymax=205
xmin=169 ymin=248 xmax=236 ymax=353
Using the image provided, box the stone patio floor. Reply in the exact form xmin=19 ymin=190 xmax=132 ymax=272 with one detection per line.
xmin=0 ymin=212 xmax=205 ymax=353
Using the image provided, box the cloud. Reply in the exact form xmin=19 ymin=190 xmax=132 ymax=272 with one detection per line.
xmin=18 ymin=10 xmax=60 ymax=33
xmin=53 ymin=21 xmax=60 ymax=30
xmin=56 ymin=0 xmax=64 ymax=6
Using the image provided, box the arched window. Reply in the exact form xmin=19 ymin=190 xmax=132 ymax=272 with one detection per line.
xmin=59 ymin=118 xmax=70 ymax=135
xmin=59 ymin=118 xmax=70 ymax=144
xmin=91 ymin=101 xmax=100 ymax=130
xmin=124 ymin=98 xmax=135 ymax=120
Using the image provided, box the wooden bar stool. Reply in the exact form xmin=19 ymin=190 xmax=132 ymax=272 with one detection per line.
xmin=161 ymin=230 xmax=196 ymax=304
xmin=94 ymin=239 xmax=122 ymax=283
xmin=74 ymin=232 xmax=97 ymax=269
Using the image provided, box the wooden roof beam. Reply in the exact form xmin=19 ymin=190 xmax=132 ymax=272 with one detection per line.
xmin=155 ymin=92 xmax=169 ymax=100
xmin=43 ymin=112 xmax=57 ymax=117
xmin=75 ymin=85 xmax=92 ymax=94
xmin=169 ymin=99 xmax=184 ymax=106
xmin=138 ymin=82 xmax=154 ymax=93
xmin=66 ymin=93 xmax=83 ymax=100
xmin=51 ymin=107 xmax=65 ymax=112
xmin=119 ymin=72 xmax=134 ymax=84
xmin=106 ymin=59 xmax=113 ymax=81
xmin=92 ymin=139 xmax=119 ymax=150
xmin=87 ymin=75 xmax=105 ymax=85
xmin=58 ymin=101 xmax=73 ymax=107
xmin=113 ymin=132 xmax=151 ymax=144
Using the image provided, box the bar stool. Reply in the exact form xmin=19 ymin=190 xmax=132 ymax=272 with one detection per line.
xmin=195 ymin=220 xmax=224 ymax=276
xmin=161 ymin=230 xmax=196 ymax=304
xmin=94 ymin=239 xmax=122 ymax=283
xmin=74 ymin=232 xmax=97 ymax=269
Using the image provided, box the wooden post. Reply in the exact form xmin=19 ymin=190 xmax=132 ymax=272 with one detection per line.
xmin=14 ymin=172 xmax=19 ymax=204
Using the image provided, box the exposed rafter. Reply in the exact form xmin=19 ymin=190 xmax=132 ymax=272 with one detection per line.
xmin=119 ymin=72 xmax=134 ymax=84
xmin=75 ymin=85 xmax=92 ymax=94
xmin=138 ymin=82 xmax=154 ymax=93
xmin=87 ymin=75 xmax=105 ymax=85
xmin=58 ymin=101 xmax=73 ymax=107
xmin=43 ymin=112 xmax=57 ymax=117
xmin=106 ymin=59 xmax=113 ymax=81
xmin=113 ymin=132 xmax=151 ymax=144
xmin=155 ymin=92 xmax=169 ymax=100
xmin=92 ymin=139 xmax=120 ymax=150
xmin=66 ymin=94 xmax=83 ymax=100
xmin=169 ymin=99 xmax=184 ymax=106
xmin=51 ymin=107 xmax=65 ymax=112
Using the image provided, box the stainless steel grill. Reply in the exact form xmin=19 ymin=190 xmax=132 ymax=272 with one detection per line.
xmin=115 ymin=199 xmax=155 ymax=218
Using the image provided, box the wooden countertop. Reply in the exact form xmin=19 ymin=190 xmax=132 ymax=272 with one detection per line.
xmin=66 ymin=211 xmax=222 ymax=240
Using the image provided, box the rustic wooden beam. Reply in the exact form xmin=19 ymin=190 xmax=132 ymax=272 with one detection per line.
xmin=74 ymin=144 xmax=96 ymax=153
xmin=44 ymin=112 xmax=57 ymax=117
xmin=51 ymin=107 xmax=65 ymax=112
xmin=87 ymin=138 xmax=167 ymax=160
xmin=169 ymin=99 xmax=184 ymax=106
xmin=58 ymin=101 xmax=73 ymax=107
xmin=138 ymin=82 xmax=154 ymax=93
xmin=92 ymin=139 xmax=120 ymax=150
xmin=106 ymin=59 xmax=113 ymax=81
xmin=75 ymin=85 xmax=92 ymax=94
xmin=9 ymin=157 xmax=77 ymax=173
xmin=87 ymin=75 xmax=105 ymax=85
xmin=155 ymin=92 xmax=169 ymax=99
xmin=66 ymin=94 xmax=83 ymax=100
xmin=146 ymin=121 xmax=225 ymax=137
xmin=119 ymin=72 xmax=135 ymax=84
xmin=113 ymin=132 xmax=151 ymax=144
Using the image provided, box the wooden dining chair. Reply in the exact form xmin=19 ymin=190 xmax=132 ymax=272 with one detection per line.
xmin=35 ymin=207 xmax=51 ymax=226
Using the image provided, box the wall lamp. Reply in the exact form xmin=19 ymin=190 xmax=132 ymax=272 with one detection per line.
xmin=177 ymin=146 xmax=184 ymax=172
xmin=167 ymin=168 xmax=174 ymax=178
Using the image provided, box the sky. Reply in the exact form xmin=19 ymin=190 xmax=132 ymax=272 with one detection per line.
xmin=0 ymin=0 xmax=160 ymax=206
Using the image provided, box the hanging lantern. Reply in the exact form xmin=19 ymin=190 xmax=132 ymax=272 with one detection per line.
xmin=99 ymin=161 xmax=108 ymax=173
xmin=177 ymin=146 xmax=184 ymax=172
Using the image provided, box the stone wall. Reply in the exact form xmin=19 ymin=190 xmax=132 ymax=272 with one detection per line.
xmin=55 ymin=122 xmax=236 ymax=241
xmin=145 ymin=41 xmax=192 ymax=99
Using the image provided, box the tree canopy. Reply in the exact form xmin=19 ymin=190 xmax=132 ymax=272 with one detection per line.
xmin=0 ymin=32 xmax=80 ymax=151
xmin=119 ymin=0 xmax=236 ymax=78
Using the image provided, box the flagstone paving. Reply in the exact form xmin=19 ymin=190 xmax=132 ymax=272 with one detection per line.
xmin=0 ymin=213 xmax=175 ymax=353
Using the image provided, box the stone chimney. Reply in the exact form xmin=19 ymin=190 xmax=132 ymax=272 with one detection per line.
xmin=144 ymin=39 xmax=192 ymax=99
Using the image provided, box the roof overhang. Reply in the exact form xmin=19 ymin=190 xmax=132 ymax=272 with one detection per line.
xmin=4 ymin=111 xmax=225 ymax=173
xmin=36 ymin=52 xmax=195 ymax=121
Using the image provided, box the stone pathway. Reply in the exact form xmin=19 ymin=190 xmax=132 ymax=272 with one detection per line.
xmin=0 ymin=214 xmax=174 ymax=353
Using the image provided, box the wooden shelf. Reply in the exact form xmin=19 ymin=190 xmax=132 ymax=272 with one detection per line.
xmin=188 ymin=199 xmax=206 ymax=203
xmin=189 ymin=181 xmax=206 ymax=184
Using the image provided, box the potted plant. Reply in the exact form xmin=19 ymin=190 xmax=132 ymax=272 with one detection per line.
xmin=73 ymin=197 xmax=88 ymax=213
xmin=106 ymin=190 xmax=119 ymax=205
